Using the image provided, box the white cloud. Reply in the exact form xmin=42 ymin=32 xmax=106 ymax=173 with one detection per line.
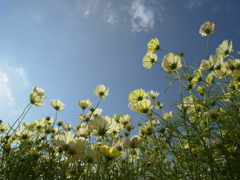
xmin=130 ymin=0 xmax=155 ymax=32
xmin=103 ymin=2 xmax=117 ymax=25
xmin=0 ymin=72 xmax=15 ymax=106
xmin=84 ymin=0 xmax=99 ymax=17
xmin=184 ymin=0 xmax=202 ymax=9
xmin=0 ymin=61 xmax=30 ymax=110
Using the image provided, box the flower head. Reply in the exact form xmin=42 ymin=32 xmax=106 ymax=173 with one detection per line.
xmin=52 ymin=131 xmax=88 ymax=159
xmin=216 ymin=40 xmax=233 ymax=58
xmin=163 ymin=111 xmax=173 ymax=119
xmin=200 ymin=55 xmax=224 ymax=71
xmin=147 ymin=38 xmax=160 ymax=52
xmin=94 ymin=85 xmax=109 ymax=99
xmin=88 ymin=116 xmax=120 ymax=137
xmin=77 ymin=99 xmax=93 ymax=110
xmin=28 ymin=87 xmax=46 ymax=107
xmin=133 ymin=99 xmax=153 ymax=113
xmin=0 ymin=124 xmax=9 ymax=133
xmin=199 ymin=21 xmax=215 ymax=36
xmin=99 ymin=145 xmax=124 ymax=161
xmin=147 ymin=90 xmax=160 ymax=99
xmin=142 ymin=52 xmax=158 ymax=69
xmin=51 ymin=99 xmax=65 ymax=111
xmin=162 ymin=52 xmax=182 ymax=73
xmin=125 ymin=135 xmax=143 ymax=148
xmin=32 ymin=86 xmax=46 ymax=99
xmin=128 ymin=89 xmax=147 ymax=103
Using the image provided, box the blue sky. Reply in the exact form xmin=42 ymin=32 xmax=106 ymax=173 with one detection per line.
xmin=0 ymin=0 xmax=240 ymax=132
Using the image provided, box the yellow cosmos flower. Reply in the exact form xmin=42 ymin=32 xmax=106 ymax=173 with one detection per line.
xmin=163 ymin=111 xmax=172 ymax=119
xmin=0 ymin=124 xmax=9 ymax=133
xmin=206 ymin=72 xmax=215 ymax=86
xmin=199 ymin=21 xmax=215 ymax=37
xmin=29 ymin=92 xmax=43 ymax=107
xmin=162 ymin=52 xmax=182 ymax=73
xmin=52 ymin=131 xmax=88 ymax=159
xmin=15 ymin=126 xmax=34 ymax=140
xmin=200 ymin=55 xmax=224 ymax=71
xmin=226 ymin=59 xmax=240 ymax=72
xmin=28 ymin=87 xmax=46 ymax=107
xmin=94 ymin=85 xmax=109 ymax=99
xmin=155 ymin=101 xmax=163 ymax=109
xmin=216 ymin=40 xmax=233 ymax=58
xmin=128 ymin=89 xmax=147 ymax=103
xmin=77 ymin=99 xmax=93 ymax=110
xmin=142 ymin=52 xmax=158 ymax=69
xmin=232 ymin=70 xmax=240 ymax=83
xmin=99 ymin=145 xmax=124 ymax=161
xmin=147 ymin=38 xmax=160 ymax=52
xmin=197 ymin=86 xmax=206 ymax=93
xmin=133 ymin=99 xmax=153 ymax=113
xmin=51 ymin=99 xmax=65 ymax=111
xmin=32 ymin=86 xmax=46 ymax=99
xmin=88 ymin=116 xmax=120 ymax=137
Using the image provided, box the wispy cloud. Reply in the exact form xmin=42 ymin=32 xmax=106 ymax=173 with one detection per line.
xmin=0 ymin=72 xmax=15 ymax=106
xmin=184 ymin=0 xmax=202 ymax=9
xmin=84 ymin=0 xmax=99 ymax=17
xmin=129 ymin=0 xmax=163 ymax=32
xmin=103 ymin=2 xmax=117 ymax=25
xmin=0 ymin=61 xmax=29 ymax=115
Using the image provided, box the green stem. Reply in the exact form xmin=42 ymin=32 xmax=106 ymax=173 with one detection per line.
xmin=206 ymin=35 xmax=210 ymax=60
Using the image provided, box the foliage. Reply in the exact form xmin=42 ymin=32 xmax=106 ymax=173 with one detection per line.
xmin=1 ymin=21 xmax=240 ymax=180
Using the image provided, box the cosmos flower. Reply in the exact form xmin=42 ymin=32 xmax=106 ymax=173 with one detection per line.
xmin=147 ymin=38 xmax=160 ymax=52
xmin=99 ymin=144 xmax=124 ymax=161
xmin=199 ymin=21 xmax=215 ymax=36
xmin=77 ymin=99 xmax=93 ymax=110
xmin=52 ymin=130 xmax=88 ymax=159
xmin=32 ymin=86 xmax=46 ymax=99
xmin=163 ymin=111 xmax=173 ymax=120
xmin=133 ymin=99 xmax=153 ymax=113
xmin=28 ymin=87 xmax=46 ymax=107
xmin=128 ymin=89 xmax=148 ymax=103
xmin=51 ymin=99 xmax=65 ymax=111
xmin=113 ymin=139 xmax=127 ymax=151
xmin=125 ymin=135 xmax=143 ymax=148
xmin=87 ymin=108 xmax=103 ymax=117
xmin=162 ymin=52 xmax=182 ymax=73
xmin=206 ymin=72 xmax=215 ymax=86
xmin=226 ymin=59 xmax=240 ymax=72
xmin=216 ymin=40 xmax=233 ymax=58
xmin=200 ymin=55 xmax=224 ymax=71
xmin=94 ymin=85 xmax=109 ymax=99
xmin=142 ymin=52 xmax=158 ymax=69
xmin=29 ymin=92 xmax=44 ymax=107
xmin=88 ymin=116 xmax=120 ymax=137
xmin=155 ymin=101 xmax=163 ymax=109
xmin=118 ymin=114 xmax=132 ymax=126
xmin=147 ymin=90 xmax=160 ymax=99
xmin=14 ymin=126 xmax=34 ymax=140
xmin=0 ymin=124 xmax=9 ymax=133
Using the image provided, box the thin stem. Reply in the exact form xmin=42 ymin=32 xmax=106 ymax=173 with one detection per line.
xmin=206 ymin=35 xmax=210 ymax=60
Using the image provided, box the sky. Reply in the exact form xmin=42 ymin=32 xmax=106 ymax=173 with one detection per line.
xmin=0 ymin=0 xmax=240 ymax=133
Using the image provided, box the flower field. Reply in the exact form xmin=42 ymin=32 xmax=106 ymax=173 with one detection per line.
xmin=1 ymin=21 xmax=240 ymax=179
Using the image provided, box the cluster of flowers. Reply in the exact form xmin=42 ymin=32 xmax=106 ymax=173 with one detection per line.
xmin=0 ymin=85 xmax=159 ymax=179
xmin=1 ymin=21 xmax=240 ymax=179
